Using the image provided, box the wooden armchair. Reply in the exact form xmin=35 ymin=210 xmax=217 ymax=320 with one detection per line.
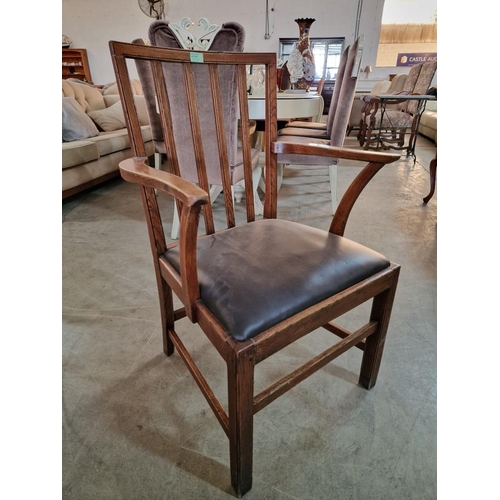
xmin=110 ymin=41 xmax=401 ymax=498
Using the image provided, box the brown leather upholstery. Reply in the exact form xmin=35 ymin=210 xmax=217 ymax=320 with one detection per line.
xmin=165 ymin=219 xmax=390 ymax=341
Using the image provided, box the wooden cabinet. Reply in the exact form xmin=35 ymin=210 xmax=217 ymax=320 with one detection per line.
xmin=62 ymin=49 xmax=92 ymax=83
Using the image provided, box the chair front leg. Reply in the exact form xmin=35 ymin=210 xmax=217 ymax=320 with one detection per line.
xmin=363 ymin=125 xmax=375 ymax=150
xmin=227 ymin=344 xmax=256 ymax=497
xmin=359 ymin=268 xmax=400 ymax=389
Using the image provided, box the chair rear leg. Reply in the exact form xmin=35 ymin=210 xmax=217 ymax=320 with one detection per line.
xmin=228 ymin=345 xmax=255 ymax=497
xmin=364 ymin=125 xmax=375 ymax=150
xmin=158 ymin=277 xmax=175 ymax=356
xmin=357 ymin=120 xmax=365 ymax=145
xmin=359 ymin=268 xmax=400 ymax=389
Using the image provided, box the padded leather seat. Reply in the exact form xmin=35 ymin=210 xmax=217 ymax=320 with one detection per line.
xmin=164 ymin=219 xmax=390 ymax=341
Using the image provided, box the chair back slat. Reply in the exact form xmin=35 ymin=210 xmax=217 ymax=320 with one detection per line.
xmin=237 ymin=65 xmax=256 ymax=222
xmin=112 ymin=53 xmax=148 ymax=159
xmin=150 ymin=60 xmax=178 ymax=173
xmin=208 ymin=64 xmax=236 ymax=229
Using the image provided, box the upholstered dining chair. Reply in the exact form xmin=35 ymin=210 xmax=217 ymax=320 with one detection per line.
xmin=110 ymin=40 xmax=401 ymax=498
xmin=275 ymin=38 xmax=362 ymax=214
xmin=315 ymin=76 xmax=326 ymax=97
xmin=277 ymin=45 xmax=350 ymax=140
xmin=346 ymin=74 xmax=407 ymax=137
xmin=356 ymin=62 xmax=422 ymax=149
xmin=357 ymin=62 xmax=437 ymax=154
xmin=133 ymin=20 xmax=262 ymax=239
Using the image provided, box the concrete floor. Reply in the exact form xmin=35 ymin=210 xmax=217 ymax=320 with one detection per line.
xmin=62 ymin=134 xmax=437 ymax=499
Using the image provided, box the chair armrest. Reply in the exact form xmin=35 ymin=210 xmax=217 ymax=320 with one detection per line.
xmin=272 ymin=142 xmax=399 ymax=164
xmin=360 ymin=94 xmax=379 ymax=103
xmin=119 ymin=157 xmax=209 ymax=207
xmin=272 ymin=142 xmax=400 ymax=236
xmin=361 ymin=90 xmax=413 ymax=107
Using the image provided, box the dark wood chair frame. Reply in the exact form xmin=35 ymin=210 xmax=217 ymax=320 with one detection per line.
xmin=110 ymin=41 xmax=401 ymax=498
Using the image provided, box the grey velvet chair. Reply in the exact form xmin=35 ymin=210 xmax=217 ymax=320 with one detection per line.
xmin=133 ymin=20 xmax=262 ymax=239
xmin=110 ymin=40 xmax=401 ymax=498
xmin=278 ymin=44 xmax=350 ymax=140
xmin=275 ymin=38 xmax=362 ymax=214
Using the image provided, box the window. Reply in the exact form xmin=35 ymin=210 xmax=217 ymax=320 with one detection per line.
xmin=279 ymin=38 xmax=345 ymax=81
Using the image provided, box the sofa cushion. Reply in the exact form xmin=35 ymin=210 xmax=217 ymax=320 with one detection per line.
xmin=62 ymin=141 xmax=155 ymax=193
xmin=387 ymin=73 xmax=407 ymax=94
xmin=87 ymin=96 xmax=150 ymax=131
xmin=103 ymin=94 xmax=120 ymax=108
xmin=62 ymin=80 xmax=86 ymax=110
xmin=91 ymin=126 xmax=153 ymax=157
xmin=419 ymin=109 xmax=437 ymax=130
xmin=62 ymin=97 xmax=100 ymax=142
xmin=102 ymin=79 xmax=143 ymax=96
xmin=425 ymin=100 xmax=437 ymax=112
xmin=370 ymin=80 xmax=391 ymax=95
xmin=62 ymin=140 xmax=99 ymax=169
xmin=62 ymin=80 xmax=106 ymax=113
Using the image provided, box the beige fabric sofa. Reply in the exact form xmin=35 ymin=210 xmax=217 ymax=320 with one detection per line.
xmin=417 ymin=99 xmax=437 ymax=143
xmin=62 ymin=79 xmax=154 ymax=199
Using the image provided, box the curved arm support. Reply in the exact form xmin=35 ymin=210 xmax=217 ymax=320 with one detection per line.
xmin=119 ymin=157 xmax=209 ymax=207
xmin=271 ymin=142 xmax=400 ymax=236
xmin=119 ymin=157 xmax=208 ymax=321
xmin=330 ymin=161 xmax=387 ymax=236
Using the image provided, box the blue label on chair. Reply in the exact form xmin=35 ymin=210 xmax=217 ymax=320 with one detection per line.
xmin=190 ymin=52 xmax=204 ymax=63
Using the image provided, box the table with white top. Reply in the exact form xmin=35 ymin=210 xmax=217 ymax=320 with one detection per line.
xmin=247 ymin=92 xmax=323 ymax=122
xmin=246 ymin=91 xmax=323 ymax=194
